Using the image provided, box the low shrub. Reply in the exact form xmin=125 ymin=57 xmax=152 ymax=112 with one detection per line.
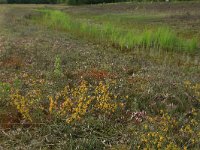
xmin=10 ymin=80 xmax=125 ymax=123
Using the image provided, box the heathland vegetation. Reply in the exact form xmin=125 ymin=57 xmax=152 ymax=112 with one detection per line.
xmin=0 ymin=1 xmax=200 ymax=149
xmin=1 ymin=0 xmax=130 ymax=4
xmin=1 ymin=0 xmax=199 ymax=4
xmin=35 ymin=9 xmax=197 ymax=52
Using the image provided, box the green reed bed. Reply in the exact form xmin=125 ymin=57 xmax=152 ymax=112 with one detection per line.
xmin=35 ymin=9 xmax=198 ymax=52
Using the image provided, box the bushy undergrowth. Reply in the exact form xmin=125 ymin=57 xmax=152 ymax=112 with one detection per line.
xmin=1 ymin=4 xmax=200 ymax=149
xmin=34 ymin=10 xmax=197 ymax=52
xmin=10 ymin=80 xmax=125 ymax=123
xmin=1 ymin=76 xmax=200 ymax=149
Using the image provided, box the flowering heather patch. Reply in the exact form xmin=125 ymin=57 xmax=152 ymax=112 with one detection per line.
xmin=0 ymin=3 xmax=200 ymax=149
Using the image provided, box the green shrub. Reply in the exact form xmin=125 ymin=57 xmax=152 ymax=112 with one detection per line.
xmin=54 ymin=55 xmax=63 ymax=77
xmin=0 ymin=82 xmax=11 ymax=105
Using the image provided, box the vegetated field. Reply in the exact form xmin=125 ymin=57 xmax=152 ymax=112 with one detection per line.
xmin=0 ymin=2 xmax=200 ymax=149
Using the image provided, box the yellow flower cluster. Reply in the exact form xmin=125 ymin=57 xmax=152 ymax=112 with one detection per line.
xmin=48 ymin=80 xmax=124 ymax=123
xmin=48 ymin=81 xmax=93 ymax=123
xmin=140 ymin=132 xmax=166 ymax=149
xmin=184 ymin=80 xmax=200 ymax=103
xmin=137 ymin=110 xmax=200 ymax=150
xmin=11 ymin=90 xmax=32 ymax=122
xmin=9 ymin=80 xmax=124 ymax=124
xmin=165 ymin=142 xmax=180 ymax=150
xmin=94 ymin=81 xmax=118 ymax=114
xmin=10 ymin=89 xmax=42 ymax=122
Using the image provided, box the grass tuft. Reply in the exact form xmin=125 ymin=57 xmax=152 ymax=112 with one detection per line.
xmin=34 ymin=9 xmax=198 ymax=52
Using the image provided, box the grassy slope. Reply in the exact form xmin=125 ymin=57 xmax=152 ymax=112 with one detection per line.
xmin=65 ymin=2 xmax=200 ymax=40
xmin=0 ymin=3 xmax=200 ymax=149
xmin=35 ymin=10 xmax=197 ymax=52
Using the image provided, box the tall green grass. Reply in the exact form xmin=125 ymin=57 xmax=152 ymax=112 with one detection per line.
xmin=35 ymin=9 xmax=198 ymax=52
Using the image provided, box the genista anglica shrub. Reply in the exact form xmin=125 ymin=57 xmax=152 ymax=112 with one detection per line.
xmin=10 ymin=80 xmax=125 ymax=123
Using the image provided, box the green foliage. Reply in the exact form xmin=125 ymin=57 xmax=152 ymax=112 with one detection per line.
xmin=54 ymin=55 xmax=62 ymax=77
xmin=0 ymin=0 xmax=7 ymax=3
xmin=0 ymin=79 xmax=22 ymax=106
xmin=36 ymin=10 xmax=198 ymax=52
xmin=0 ymin=82 xmax=11 ymax=106
xmin=187 ymin=38 xmax=198 ymax=52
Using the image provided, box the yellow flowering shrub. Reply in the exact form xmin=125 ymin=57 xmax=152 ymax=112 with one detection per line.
xmin=49 ymin=80 xmax=124 ymax=123
xmin=11 ymin=90 xmax=32 ymax=122
xmin=8 ymin=78 xmax=199 ymax=149
xmin=10 ymin=89 xmax=42 ymax=122
xmin=184 ymin=81 xmax=200 ymax=103
xmin=10 ymin=80 xmax=125 ymax=124
xmin=136 ymin=110 xmax=200 ymax=150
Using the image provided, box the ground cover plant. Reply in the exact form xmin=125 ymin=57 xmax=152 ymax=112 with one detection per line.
xmin=0 ymin=2 xmax=200 ymax=149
